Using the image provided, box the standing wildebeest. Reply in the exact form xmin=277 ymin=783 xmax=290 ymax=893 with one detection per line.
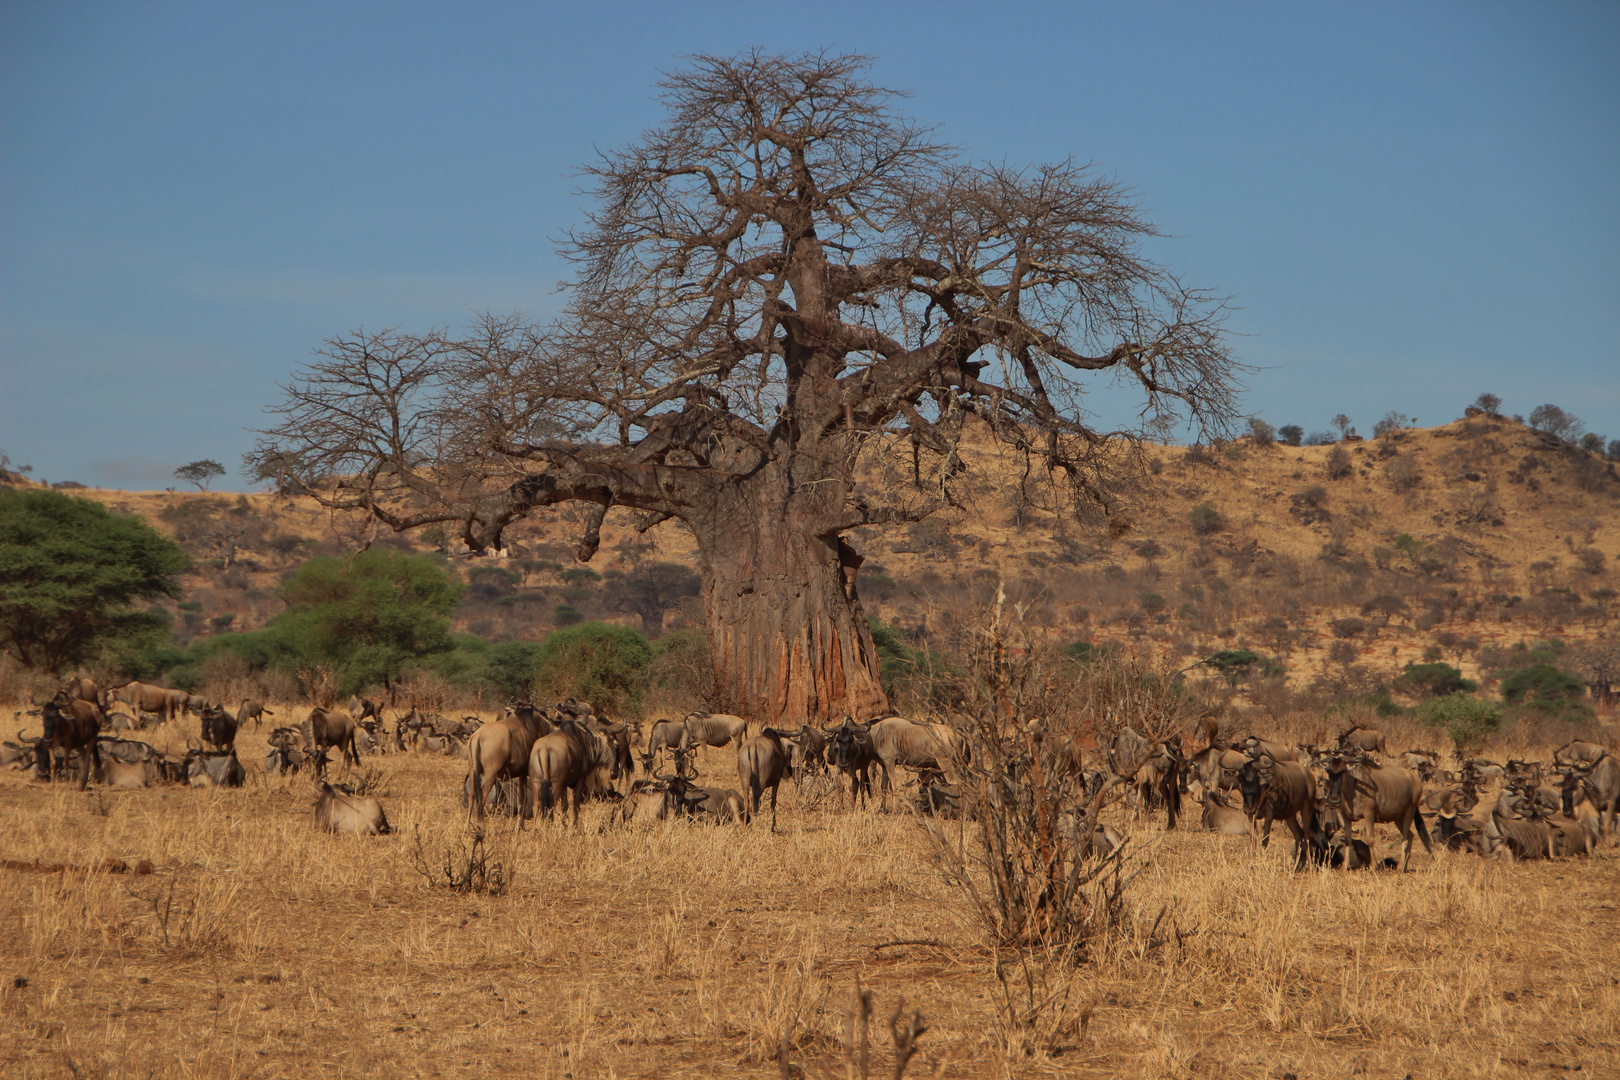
xmin=200 ymin=704 xmax=240 ymax=751
xmin=108 ymin=681 xmax=179 ymax=723
xmin=1563 ymin=755 xmax=1619 ymax=840
xmin=1338 ymin=726 xmax=1387 ymax=756
xmin=1553 ymin=740 xmax=1609 ymax=768
xmin=824 ymin=717 xmax=878 ymax=807
xmin=1321 ymin=752 xmax=1432 ymax=872
xmin=238 ymin=699 xmax=275 ymax=729
xmin=38 ymin=692 xmax=102 ymax=789
xmin=1237 ymin=753 xmax=1318 ymax=869
xmin=866 ymin=716 xmax=964 ymax=808
xmin=467 ymin=702 xmax=550 ymax=818
xmin=642 ymin=718 xmax=688 ymax=769
xmin=305 ymin=707 xmax=361 ymax=775
xmin=61 ymin=675 xmax=100 ymax=708
xmin=681 ymin=712 xmax=750 ymax=752
xmin=784 ymin=725 xmax=827 ymax=775
xmin=315 ymin=782 xmax=392 ymax=835
xmin=737 ymin=727 xmax=793 ymax=828
xmin=528 ymin=718 xmax=624 ymax=824
xmin=1108 ymin=726 xmax=1184 ymax=829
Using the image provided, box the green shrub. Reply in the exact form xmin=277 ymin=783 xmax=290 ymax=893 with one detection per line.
xmin=553 ymin=604 xmax=584 ymax=627
xmin=1416 ymin=692 xmax=1502 ymax=752
xmin=1189 ymin=504 xmax=1224 ymax=536
xmin=531 ymin=621 xmax=652 ymax=715
xmin=1392 ymin=662 xmax=1475 ymax=699
xmin=1203 ymin=649 xmax=1264 ymax=684
xmin=1500 ymin=663 xmax=1584 ymax=705
xmin=1062 ymin=641 xmax=1111 ymax=665
xmin=1325 ymin=446 xmax=1352 ymax=480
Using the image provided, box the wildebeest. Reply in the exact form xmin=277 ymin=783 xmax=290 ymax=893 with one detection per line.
xmin=305 ymin=706 xmax=361 ymax=775
xmin=1197 ymin=788 xmax=1252 ymax=836
xmin=737 ymin=727 xmax=793 ymax=829
xmin=2 ymin=733 xmax=36 ymax=771
xmin=1321 ymin=752 xmax=1432 ymax=872
xmin=107 ymin=681 xmax=181 ymax=723
xmin=200 ymin=704 xmax=240 ymax=751
xmin=784 ymin=725 xmax=827 ymax=775
xmin=1108 ymin=726 xmax=1183 ymax=829
xmin=238 ymin=699 xmax=275 ymax=729
xmin=104 ymin=709 xmax=143 ymax=731
xmin=467 ymin=702 xmax=549 ymax=819
xmin=1236 ymin=734 xmax=1298 ymax=763
xmin=314 ymin=782 xmax=391 ymax=835
xmin=38 ymin=692 xmax=102 ymax=789
xmin=528 ymin=718 xmax=624 ymax=824
xmin=1563 ymin=756 xmax=1619 ymax=841
xmin=681 ymin=712 xmax=750 ymax=752
xmin=1238 ymin=753 xmax=1318 ymax=869
xmin=1338 ymin=726 xmax=1387 ymax=755
xmin=866 ymin=716 xmax=964 ymax=809
xmin=824 ymin=717 xmax=878 ymax=807
xmin=61 ymin=675 xmax=100 ymax=707
xmin=185 ymin=748 xmax=244 ymax=788
xmin=102 ymin=757 xmax=153 ymax=789
xmin=1553 ymin=740 xmax=1609 ymax=768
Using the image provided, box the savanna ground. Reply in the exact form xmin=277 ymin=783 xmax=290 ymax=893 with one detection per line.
xmin=1 ymin=710 xmax=1617 ymax=1079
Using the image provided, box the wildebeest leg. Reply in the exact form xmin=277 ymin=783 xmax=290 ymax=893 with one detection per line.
xmin=769 ymin=783 xmax=779 ymax=831
xmin=1286 ymin=816 xmax=1308 ymax=871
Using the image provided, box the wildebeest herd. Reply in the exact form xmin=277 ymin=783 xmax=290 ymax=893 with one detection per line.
xmin=7 ymin=676 xmax=1619 ymax=864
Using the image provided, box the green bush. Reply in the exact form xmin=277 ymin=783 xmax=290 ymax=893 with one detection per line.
xmin=1392 ymin=662 xmax=1475 ymax=699
xmin=0 ymin=489 xmax=189 ymax=673
xmin=1416 ymin=692 xmax=1503 ymax=752
xmin=1062 ymin=641 xmax=1111 ymax=665
xmin=1189 ymin=504 xmax=1224 ymax=536
xmin=1203 ymin=649 xmax=1276 ymax=685
xmin=531 ymin=622 xmax=652 ymax=715
xmin=1500 ymin=663 xmax=1584 ymax=705
xmin=553 ymin=604 xmax=584 ymax=627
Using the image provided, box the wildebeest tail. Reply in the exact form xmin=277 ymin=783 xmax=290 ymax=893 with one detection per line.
xmin=750 ymin=772 xmax=763 ymax=815
xmin=1414 ymin=807 xmax=1434 ymax=853
xmin=540 ymin=778 xmax=555 ymax=815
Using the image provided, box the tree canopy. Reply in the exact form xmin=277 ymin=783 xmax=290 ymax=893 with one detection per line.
xmin=0 ymin=489 xmax=189 ymax=672
xmin=249 ymin=50 xmax=1243 ymax=722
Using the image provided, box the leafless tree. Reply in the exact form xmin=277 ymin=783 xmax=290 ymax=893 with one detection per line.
xmin=248 ymin=51 xmax=1241 ymax=724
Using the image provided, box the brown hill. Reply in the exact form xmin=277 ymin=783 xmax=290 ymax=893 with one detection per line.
xmin=39 ymin=413 xmax=1620 ymax=709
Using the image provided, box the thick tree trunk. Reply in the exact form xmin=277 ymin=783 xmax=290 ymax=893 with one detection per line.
xmin=691 ymin=503 xmax=888 ymax=725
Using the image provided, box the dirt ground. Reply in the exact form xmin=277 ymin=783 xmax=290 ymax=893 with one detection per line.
xmin=1 ymin=714 xmax=1616 ymax=1079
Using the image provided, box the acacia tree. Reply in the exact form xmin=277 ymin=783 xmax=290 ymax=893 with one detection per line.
xmin=249 ymin=52 xmax=1240 ymax=723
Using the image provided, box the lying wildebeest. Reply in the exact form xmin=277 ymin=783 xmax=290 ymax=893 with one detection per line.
xmin=305 ymin=706 xmax=361 ymax=775
xmin=1426 ymin=786 xmax=1489 ymax=852
xmin=681 ymin=711 xmax=750 ymax=752
xmin=38 ymin=691 xmax=102 ymax=789
xmin=1321 ymin=752 xmax=1432 ymax=872
xmin=264 ymin=726 xmax=307 ymax=775
xmin=824 ymin=717 xmax=878 ymax=807
xmin=1399 ymin=748 xmax=1440 ymax=772
xmin=314 ymin=782 xmax=391 ymax=835
xmin=1197 ymin=788 xmax=1252 ymax=836
xmin=617 ymin=767 xmax=744 ymax=824
xmin=238 ymin=699 xmax=275 ymax=729
xmin=1056 ymin=812 xmax=1126 ymax=859
xmin=467 ymin=701 xmax=549 ymax=819
xmin=1236 ymin=734 xmax=1298 ymax=763
xmin=1563 ymin=756 xmax=1619 ymax=841
xmin=737 ymin=727 xmax=793 ymax=829
xmin=1 ymin=733 xmax=36 ymax=771
xmin=185 ymin=748 xmax=244 ymax=788
xmin=200 ymin=704 xmax=240 ymax=752
xmin=104 ymin=709 xmax=143 ymax=731
xmin=1238 ymin=753 xmax=1318 ymax=869
xmin=528 ymin=717 xmax=626 ymax=824
xmin=1338 ymin=725 xmax=1387 ymax=756
xmin=102 ymin=757 xmax=154 ymax=789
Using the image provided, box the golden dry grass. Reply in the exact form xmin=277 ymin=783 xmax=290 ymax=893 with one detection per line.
xmin=2 ymin=712 xmax=1617 ymax=1079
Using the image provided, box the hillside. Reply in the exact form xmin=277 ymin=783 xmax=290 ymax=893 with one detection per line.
xmin=12 ymin=413 xmax=1618 ymax=711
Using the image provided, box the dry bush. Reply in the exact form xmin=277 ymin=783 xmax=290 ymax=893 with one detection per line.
xmin=295 ymin=664 xmax=338 ymax=708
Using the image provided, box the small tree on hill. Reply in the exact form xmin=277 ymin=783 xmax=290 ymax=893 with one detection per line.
xmin=1331 ymin=414 xmax=1354 ymax=440
xmin=1527 ymin=404 xmax=1583 ymax=442
xmin=175 ymin=459 xmax=226 ymax=491
xmin=1277 ymin=424 xmax=1304 ymax=447
xmin=1472 ymin=393 xmax=1501 ymax=418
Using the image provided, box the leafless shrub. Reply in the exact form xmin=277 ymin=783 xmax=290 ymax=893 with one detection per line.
xmin=296 ymin=665 xmax=338 ymax=709
xmin=409 ymin=826 xmax=512 ymax=896
xmin=1325 ymin=446 xmax=1353 ymax=480
xmin=778 ymin=977 xmax=934 ymax=1080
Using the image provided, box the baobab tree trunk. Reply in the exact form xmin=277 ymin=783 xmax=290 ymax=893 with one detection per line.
xmin=692 ymin=509 xmax=889 ymax=725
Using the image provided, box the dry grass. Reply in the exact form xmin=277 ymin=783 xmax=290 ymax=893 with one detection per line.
xmin=1 ymin=711 xmax=1617 ymax=1078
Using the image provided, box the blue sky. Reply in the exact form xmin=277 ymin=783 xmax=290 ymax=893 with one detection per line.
xmin=3 ymin=1 xmax=1616 ymax=489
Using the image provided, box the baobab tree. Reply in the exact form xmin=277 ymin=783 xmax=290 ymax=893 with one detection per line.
xmin=249 ymin=51 xmax=1242 ymax=724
